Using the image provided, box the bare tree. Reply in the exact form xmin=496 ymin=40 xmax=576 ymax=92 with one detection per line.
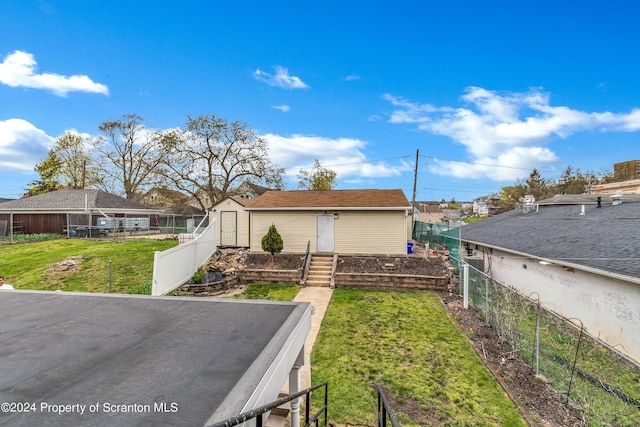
xmin=159 ymin=114 xmax=285 ymax=211
xmin=92 ymin=113 xmax=166 ymax=199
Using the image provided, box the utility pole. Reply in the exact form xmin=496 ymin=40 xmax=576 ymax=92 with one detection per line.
xmin=410 ymin=149 xmax=419 ymax=239
xmin=81 ymin=160 xmax=87 ymax=190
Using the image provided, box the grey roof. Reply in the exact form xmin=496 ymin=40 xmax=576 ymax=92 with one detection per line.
xmin=0 ymin=189 xmax=161 ymax=213
xmin=537 ymin=193 xmax=640 ymax=205
xmin=461 ymin=201 xmax=640 ymax=281
xmin=0 ymin=291 xmax=310 ymax=426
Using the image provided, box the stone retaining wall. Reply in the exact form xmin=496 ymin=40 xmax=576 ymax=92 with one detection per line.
xmin=173 ymin=276 xmax=239 ymax=297
xmin=334 ymin=272 xmax=448 ymax=291
xmin=237 ymin=269 xmax=301 ymax=285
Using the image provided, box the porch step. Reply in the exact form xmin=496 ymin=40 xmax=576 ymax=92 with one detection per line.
xmin=265 ymin=393 xmax=290 ymax=427
xmin=305 ymin=254 xmax=334 ymax=287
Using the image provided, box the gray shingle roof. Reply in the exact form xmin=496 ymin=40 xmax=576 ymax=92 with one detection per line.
xmin=461 ymin=201 xmax=640 ymax=280
xmin=0 ymin=189 xmax=160 ymax=212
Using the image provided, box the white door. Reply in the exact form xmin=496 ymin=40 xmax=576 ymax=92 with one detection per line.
xmin=316 ymin=214 xmax=334 ymax=252
xmin=220 ymin=211 xmax=237 ymax=246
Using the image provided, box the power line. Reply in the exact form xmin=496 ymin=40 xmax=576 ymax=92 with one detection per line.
xmin=319 ymin=154 xmax=413 ymax=169
xmin=422 ymin=155 xmax=558 ymax=173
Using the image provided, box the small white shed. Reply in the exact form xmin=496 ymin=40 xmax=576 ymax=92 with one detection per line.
xmin=210 ymin=196 xmax=253 ymax=247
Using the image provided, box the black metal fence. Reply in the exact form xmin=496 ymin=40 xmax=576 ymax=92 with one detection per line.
xmin=209 ymin=382 xmax=328 ymax=427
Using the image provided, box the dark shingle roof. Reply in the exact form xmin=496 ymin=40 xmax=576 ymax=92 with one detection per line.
xmin=461 ymin=201 xmax=640 ymax=280
xmin=0 ymin=189 xmax=160 ymax=212
xmin=246 ymin=189 xmax=410 ymax=210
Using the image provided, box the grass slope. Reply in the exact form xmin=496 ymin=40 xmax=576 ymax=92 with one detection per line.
xmin=233 ymin=283 xmax=299 ymax=301
xmin=311 ymin=289 xmax=526 ymax=426
xmin=0 ymin=238 xmax=178 ymax=293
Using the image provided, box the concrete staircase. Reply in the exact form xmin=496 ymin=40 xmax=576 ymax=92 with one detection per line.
xmin=305 ymin=254 xmax=333 ymax=287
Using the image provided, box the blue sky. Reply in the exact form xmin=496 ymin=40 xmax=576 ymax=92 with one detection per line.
xmin=2 ymin=1 xmax=640 ymax=202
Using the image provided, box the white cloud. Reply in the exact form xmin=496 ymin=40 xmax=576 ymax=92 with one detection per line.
xmin=0 ymin=50 xmax=109 ymax=96
xmin=262 ymin=133 xmax=411 ymax=186
xmin=385 ymin=87 xmax=640 ymax=181
xmin=253 ymin=66 xmax=309 ymax=89
xmin=272 ymin=105 xmax=291 ymax=112
xmin=343 ymin=75 xmax=360 ymax=81
xmin=0 ymin=118 xmax=54 ymax=170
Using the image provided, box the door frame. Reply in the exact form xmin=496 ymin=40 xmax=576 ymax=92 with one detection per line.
xmin=316 ymin=214 xmax=335 ymax=252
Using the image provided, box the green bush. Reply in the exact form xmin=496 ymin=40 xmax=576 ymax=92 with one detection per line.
xmin=261 ymin=224 xmax=283 ymax=263
xmin=192 ymin=266 xmax=205 ymax=284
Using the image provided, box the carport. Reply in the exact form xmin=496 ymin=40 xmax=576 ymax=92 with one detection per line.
xmin=0 ymin=291 xmax=311 ymax=426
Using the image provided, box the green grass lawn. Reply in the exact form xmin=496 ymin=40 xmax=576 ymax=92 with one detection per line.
xmin=0 ymin=238 xmax=178 ymax=293
xmin=233 ymin=283 xmax=299 ymax=301
xmin=311 ymin=289 xmax=527 ymax=426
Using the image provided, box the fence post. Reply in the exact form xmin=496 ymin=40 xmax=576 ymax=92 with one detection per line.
xmin=566 ymin=319 xmax=585 ymax=404
xmin=463 ymin=263 xmax=469 ymax=309
xmin=536 ymin=300 xmax=541 ymax=374
xmin=109 ymin=260 xmax=113 ymax=293
xmin=484 ymin=276 xmax=489 ymax=321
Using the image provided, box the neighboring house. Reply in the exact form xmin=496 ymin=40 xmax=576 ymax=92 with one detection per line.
xmin=0 ymin=189 xmax=163 ymax=236
xmin=441 ymin=208 xmax=460 ymax=221
xmin=415 ymin=201 xmax=445 ymax=224
xmin=144 ymin=187 xmax=188 ymax=208
xmin=243 ymin=189 xmax=412 ymax=255
xmin=473 ymin=194 xmax=502 ymax=216
xmin=235 ymin=181 xmax=274 ymax=199
xmin=144 ymin=187 xmax=204 ymax=215
xmin=590 ymin=178 xmax=640 ymax=195
xmin=461 ymin=194 xmax=640 ymax=363
xmin=210 ymin=196 xmax=253 ymax=247
xmin=473 ymin=197 xmax=489 ymax=216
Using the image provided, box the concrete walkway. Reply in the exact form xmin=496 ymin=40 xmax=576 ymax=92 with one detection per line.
xmin=283 ymin=286 xmax=333 ymax=392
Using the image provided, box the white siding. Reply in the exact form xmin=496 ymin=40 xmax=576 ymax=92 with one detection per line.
xmin=210 ymin=199 xmax=251 ymax=247
xmin=250 ymin=210 xmax=408 ymax=255
xmin=251 ymin=211 xmax=317 ymax=253
xmin=335 ymin=211 xmax=407 ymax=255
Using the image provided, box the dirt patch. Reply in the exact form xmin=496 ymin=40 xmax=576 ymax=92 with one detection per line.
xmin=244 ymin=253 xmax=306 ymax=270
xmin=46 ymin=256 xmax=83 ymax=273
xmin=440 ymin=294 xmax=587 ymax=426
xmin=336 ymin=255 xmax=450 ymax=277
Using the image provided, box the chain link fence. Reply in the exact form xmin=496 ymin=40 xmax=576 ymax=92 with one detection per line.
xmin=463 ymin=263 xmax=640 ymax=426
xmin=412 ymin=220 xmax=461 ymax=265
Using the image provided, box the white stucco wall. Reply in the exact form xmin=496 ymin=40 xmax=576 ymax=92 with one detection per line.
xmin=471 ymin=247 xmax=640 ymax=363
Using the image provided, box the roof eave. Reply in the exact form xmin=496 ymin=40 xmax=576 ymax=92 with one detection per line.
xmin=245 ymin=206 xmax=411 ymax=211
xmin=462 ymin=239 xmax=640 ymax=286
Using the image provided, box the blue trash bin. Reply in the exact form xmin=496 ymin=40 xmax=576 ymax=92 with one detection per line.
xmin=407 ymin=242 xmax=414 ymax=254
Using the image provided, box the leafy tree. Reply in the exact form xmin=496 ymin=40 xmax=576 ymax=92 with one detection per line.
xmin=26 ymin=150 xmax=62 ymax=195
xmin=54 ymin=131 xmax=98 ymax=189
xmin=92 ymin=113 xmax=166 ymax=199
xmin=158 ymin=114 xmax=285 ymax=210
xmin=498 ymin=184 xmax=527 ymax=211
xmin=27 ymin=132 xmax=100 ymax=195
xmin=261 ymin=224 xmax=283 ymax=263
xmin=297 ymin=159 xmax=337 ymax=190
